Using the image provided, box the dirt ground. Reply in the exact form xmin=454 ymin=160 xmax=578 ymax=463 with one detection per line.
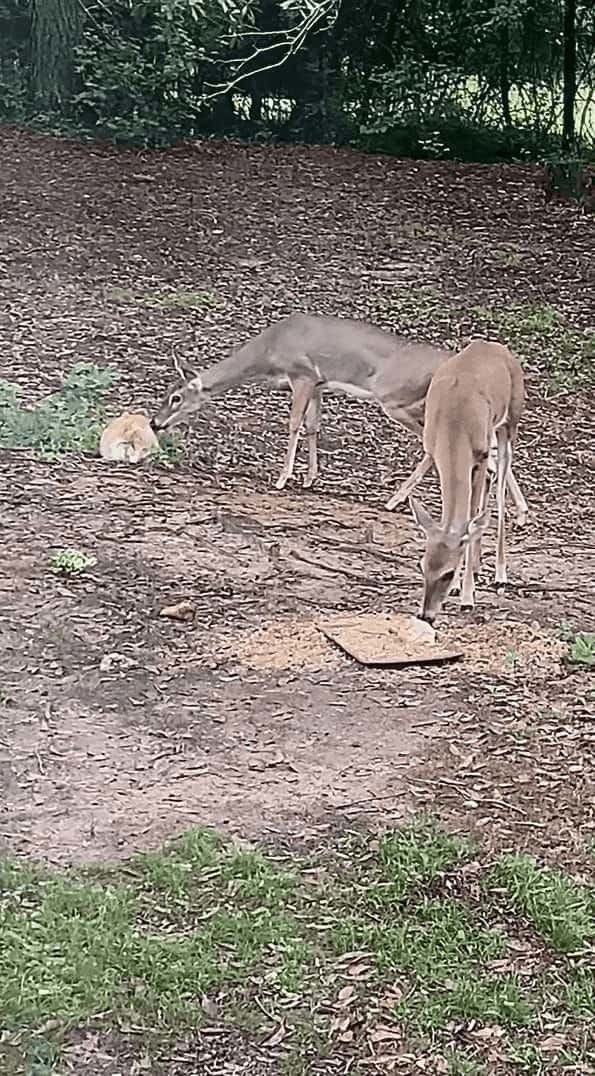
xmin=0 ymin=127 xmax=594 ymax=872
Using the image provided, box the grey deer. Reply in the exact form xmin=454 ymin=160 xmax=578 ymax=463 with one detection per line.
xmin=410 ymin=339 xmax=526 ymax=624
xmin=151 ymin=313 xmax=527 ymax=513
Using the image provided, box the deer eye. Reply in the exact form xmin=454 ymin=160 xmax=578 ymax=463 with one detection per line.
xmin=170 ymin=392 xmax=182 ymax=406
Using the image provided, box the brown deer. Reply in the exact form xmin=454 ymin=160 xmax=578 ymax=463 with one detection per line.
xmin=409 ymin=339 xmax=525 ymax=624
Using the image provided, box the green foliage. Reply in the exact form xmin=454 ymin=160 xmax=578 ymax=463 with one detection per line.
xmin=0 ymin=362 xmax=118 ymax=459
xmin=565 ymin=632 xmax=595 ymax=667
xmin=468 ymin=303 xmax=595 ymax=390
xmin=48 ymin=549 xmax=97 ymax=575
xmin=490 ymin=854 xmax=595 ymax=951
xmin=1 ymin=0 xmax=594 ymax=159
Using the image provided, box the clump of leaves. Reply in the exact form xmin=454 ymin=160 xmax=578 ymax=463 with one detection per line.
xmin=566 ymin=632 xmax=595 ymax=668
xmin=150 ymin=430 xmax=184 ymax=465
xmin=49 ymin=549 xmax=97 ymax=576
xmin=0 ymin=363 xmax=118 ymax=459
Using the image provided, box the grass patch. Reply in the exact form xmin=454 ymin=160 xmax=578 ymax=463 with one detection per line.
xmin=380 ymin=286 xmax=593 ymax=389
xmin=0 ymin=363 xmax=117 ymax=459
xmin=107 ymin=286 xmax=220 ymax=310
xmin=468 ymin=302 xmax=594 ymax=391
xmin=489 ymin=854 xmax=595 ymax=952
xmin=1 ymin=823 xmax=593 ymax=1073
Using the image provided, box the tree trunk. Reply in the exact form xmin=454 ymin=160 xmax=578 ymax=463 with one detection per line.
xmin=31 ymin=0 xmax=82 ymax=111
xmin=499 ymin=25 xmax=512 ymax=130
xmin=562 ymin=0 xmax=576 ymax=151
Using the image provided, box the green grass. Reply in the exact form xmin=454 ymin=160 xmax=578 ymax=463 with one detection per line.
xmin=1 ymin=823 xmax=593 ymax=1074
xmin=380 ymin=286 xmax=594 ymax=390
xmin=107 ymin=286 xmax=220 ymax=310
xmin=489 ymin=854 xmax=595 ymax=952
xmin=0 ymin=363 xmax=117 ymax=459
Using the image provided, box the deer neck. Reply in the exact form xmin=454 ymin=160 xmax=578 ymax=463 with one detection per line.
xmin=435 ymin=438 xmax=474 ymax=531
xmin=200 ymin=337 xmax=270 ymax=394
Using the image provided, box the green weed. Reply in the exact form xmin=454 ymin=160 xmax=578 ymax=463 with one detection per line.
xmin=0 ymin=363 xmax=118 ymax=459
xmin=108 ymin=286 xmax=220 ymax=310
xmin=379 ymin=287 xmax=592 ymax=389
xmin=565 ymin=631 xmax=595 ymax=668
xmin=48 ymin=549 xmax=97 ymax=575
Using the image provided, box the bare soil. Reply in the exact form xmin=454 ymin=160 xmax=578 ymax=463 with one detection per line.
xmin=0 ymin=127 xmax=594 ymax=879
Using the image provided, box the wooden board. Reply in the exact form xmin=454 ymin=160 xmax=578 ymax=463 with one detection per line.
xmin=318 ymin=612 xmax=463 ymax=667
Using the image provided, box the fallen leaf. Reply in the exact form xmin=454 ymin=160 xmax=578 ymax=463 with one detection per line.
xmin=348 ymin=961 xmax=372 ymax=978
xmin=539 ymin=1034 xmax=568 ymax=1052
xmin=337 ymin=984 xmax=356 ymax=1005
xmin=159 ymin=601 xmax=196 ymax=622
xmin=368 ymin=1025 xmax=401 ymax=1043
xmin=200 ymin=994 xmax=218 ymax=1019
xmin=262 ymin=1022 xmax=287 ymax=1048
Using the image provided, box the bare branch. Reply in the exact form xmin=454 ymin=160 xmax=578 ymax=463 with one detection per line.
xmin=203 ymin=0 xmax=341 ymax=97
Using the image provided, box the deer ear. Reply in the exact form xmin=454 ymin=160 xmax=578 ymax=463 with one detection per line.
xmin=172 ymin=351 xmax=197 ymax=382
xmin=462 ymin=505 xmax=491 ymax=544
xmin=409 ymin=497 xmax=435 ymax=534
xmin=186 ymin=373 xmax=203 ymax=391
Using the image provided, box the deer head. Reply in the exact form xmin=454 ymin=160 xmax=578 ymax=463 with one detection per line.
xmin=151 ymin=354 xmax=203 ymax=431
xmin=410 ymin=496 xmax=491 ymax=624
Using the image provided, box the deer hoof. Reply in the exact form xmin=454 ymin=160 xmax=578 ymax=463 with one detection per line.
xmin=275 ymin=476 xmax=289 ymax=490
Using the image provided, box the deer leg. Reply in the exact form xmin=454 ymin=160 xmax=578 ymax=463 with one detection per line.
xmin=275 ymin=376 xmax=314 ymax=490
xmin=460 ymin=458 xmax=488 ymax=609
xmin=386 ymin=452 xmax=433 ymax=510
xmin=380 ymin=399 xmax=429 ymax=510
xmin=303 ymin=385 xmax=322 ymax=488
xmin=495 ymin=429 xmax=511 ymax=584
xmin=506 ymin=468 xmax=528 ymax=527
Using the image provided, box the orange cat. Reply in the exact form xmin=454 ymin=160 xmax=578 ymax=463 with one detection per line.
xmin=99 ymin=412 xmax=159 ymax=463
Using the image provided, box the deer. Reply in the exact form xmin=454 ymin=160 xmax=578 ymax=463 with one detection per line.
xmin=150 ymin=313 xmax=527 ymax=514
xmin=409 ymin=339 xmax=526 ymax=625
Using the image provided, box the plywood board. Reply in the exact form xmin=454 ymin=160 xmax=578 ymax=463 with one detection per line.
xmin=318 ymin=612 xmax=463 ymax=667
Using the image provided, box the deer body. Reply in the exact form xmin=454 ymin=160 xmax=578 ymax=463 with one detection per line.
xmin=410 ymin=340 xmax=526 ymax=623
xmin=99 ymin=412 xmax=158 ymax=463
xmin=151 ymin=314 xmax=526 ymax=512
